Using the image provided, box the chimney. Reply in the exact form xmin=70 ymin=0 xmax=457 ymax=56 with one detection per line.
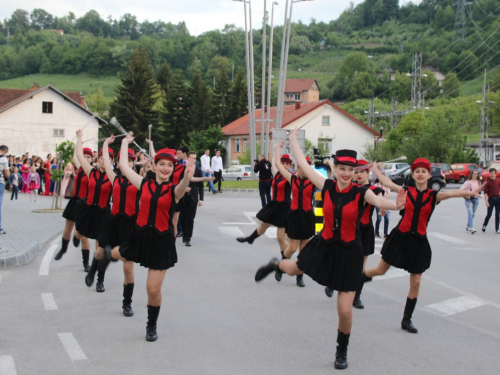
xmin=79 ymin=94 xmax=86 ymax=108
xmin=32 ymin=83 xmax=40 ymax=90
xmin=295 ymin=102 xmax=301 ymax=110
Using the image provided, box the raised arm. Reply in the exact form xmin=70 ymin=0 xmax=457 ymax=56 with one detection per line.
xmin=175 ymin=157 xmax=194 ymax=202
xmin=146 ymin=139 xmax=155 ymax=159
xmin=274 ymin=140 xmax=293 ymax=183
xmin=289 ymin=127 xmax=326 ymax=190
xmin=119 ymin=134 xmax=143 ymax=190
xmin=75 ymin=130 xmax=93 ymax=177
xmin=437 ymin=181 xmax=485 ymax=203
xmin=102 ymin=136 xmax=116 ymax=184
xmin=371 ymin=164 xmax=402 ymax=193
xmin=365 ymin=188 xmax=406 ymax=211
xmin=72 ymin=145 xmax=81 ymax=169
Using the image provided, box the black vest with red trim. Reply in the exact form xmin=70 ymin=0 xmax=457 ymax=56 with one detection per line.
xmin=320 ymin=179 xmax=368 ymax=245
xmin=73 ymin=167 xmax=89 ymax=199
xmin=85 ymin=169 xmax=112 ymax=209
xmin=136 ymin=178 xmax=176 ymax=235
xmin=290 ymin=175 xmax=314 ymax=212
xmin=171 ymin=163 xmax=185 ymax=185
xmin=359 ymin=184 xmax=385 ymax=227
xmin=396 ymin=186 xmax=437 ymax=237
xmin=111 ymin=176 xmax=139 ymax=218
xmin=272 ymin=173 xmax=291 ymax=203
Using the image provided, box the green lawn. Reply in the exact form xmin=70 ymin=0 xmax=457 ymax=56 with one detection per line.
xmin=222 ymin=180 xmax=259 ymax=189
xmin=0 ymin=74 xmax=120 ymax=97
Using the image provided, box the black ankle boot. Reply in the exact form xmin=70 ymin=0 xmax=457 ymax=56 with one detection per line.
xmin=255 ymin=258 xmax=280 ymax=282
xmin=81 ymin=249 xmax=90 ymax=272
xmin=325 ymin=286 xmax=334 ymax=298
xmin=73 ymin=234 xmax=80 ymax=248
xmin=96 ymin=270 xmax=105 ymax=292
xmin=146 ymin=305 xmax=161 ymax=341
xmin=122 ymin=283 xmax=134 ymax=317
xmin=296 ymin=274 xmax=305 ymax=287
xmin=353 ymin=290 xmax=364 ymax=309
xmin=334 ymin=330 xmax=350 ymax=369
xmin=85 ymin=257 xmax=99 ymax=287
xmin=401 ymin=297 xmax=418 ymax=333
xmin=275 ymin=252 xmax=286 ymax=282
xmin=237 ymin=230 xmax=260 ymax=244
xmin=54 ymin=238 xmax=70 ymax=260
xmin=95 ymin=253 xmax=111 ymax=292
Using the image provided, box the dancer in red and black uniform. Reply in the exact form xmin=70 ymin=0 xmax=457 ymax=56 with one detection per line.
xmin=109 ymin=134 xmax=194 ymax=342
xmin=362 ymin=158 xmax=483 ymax=334
xmin=101 ymin=135 xmax=139 ymax=316
xmin=255 ymin=128 xmax=405 ymax=370
xmin=74 ymin=130 xmax=114 ymax=293
xmin=54 ymin=146 xmax=92 ymax=272
xmin=272 ymin=140 xmax=316 ymax=287
xmin=350 ymin=159 xmax=385 ymax=308
xmin=236 ymin=149 xmax=292 ymax=266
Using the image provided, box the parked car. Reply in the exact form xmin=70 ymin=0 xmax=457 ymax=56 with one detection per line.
xmin=389 ymin=166 xmax=446 ymax=191
xmin=432 ymin=163 xmax=453 ymax=182
xmin=449 ymin=163 xmax=481 ymax=183
xmin=222 ymin=164 xmax=255 ymax=181
xmin=382 ymin=162 xmax=410 ymax=176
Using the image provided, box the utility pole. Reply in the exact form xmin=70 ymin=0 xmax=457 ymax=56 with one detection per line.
xmin=479 ymin=69 xmax=490 ymax=164
xmin=260 ymin=0 xmax=267 ymax=155
xmin=391 ymin=97 xmax=398 ymax=128
xmin=410 ymin=52 xmax=423 ymax=109
xmin=6 ymin=26 xmax=10 ymax=47
xmin=453 ymin=0 xmax=469 ymax=42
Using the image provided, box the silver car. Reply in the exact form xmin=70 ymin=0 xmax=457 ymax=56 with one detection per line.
xmin=383 ymin=162 xmax=410 ymax=176
xmin=222 ymin=165 xmax=255 ymax=180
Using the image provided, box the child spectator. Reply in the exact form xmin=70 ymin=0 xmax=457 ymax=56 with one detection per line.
xmin=28 ymin=166 xmax=40 ymax=202
xmin=8 ymin=166 xmax=26 ymax=201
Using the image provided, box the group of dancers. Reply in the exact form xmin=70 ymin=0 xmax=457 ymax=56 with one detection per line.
xmin=54 ymin=130 xmax=211 ymax=341
xmin=241 ymin=128 xmax=482 ymax=370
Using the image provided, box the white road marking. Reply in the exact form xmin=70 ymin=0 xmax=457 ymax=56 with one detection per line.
xmin=58 ymin=333 xmax=87 ymax=360
xmin=51 ymin=238 xmax=59 ymax=246
xmin=41 ymin=293 xmax=58 ymax=311
xmin=222 ymin=222 xmax=257 ymax=225
xmin=244 ymin=212 xmax=258 ymax=224
xmin=0 ymin=356 xmax=17 ymax=375
xmin=425 ymin=296 xmax=487 ymax=317
xmin=39 ymin=245 xmax=58 ymax=276
xmin=373 ymin=268 xmax=407 ymax=281
xmin=375 ymin=243 xmax=382 ymax=248
xmin=266 ymin=227 xmax=277 ymax=239
xmin=428 ymin=232 xmax=469 ymax=245
xmin=219 ymin=227 xmax=245 ymax=238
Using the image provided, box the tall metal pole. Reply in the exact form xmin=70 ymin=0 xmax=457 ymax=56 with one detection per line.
xmin=260 ymin=0 xmax=267 ymax=155
xmin=265 ymin=2 xmax=277 ymax=158
xmin=242 ymin=1 xmax=256 ymax=172
xmin=275 ymin=0 xmax=289 ymax=134
xmin=249 ymin=0 xmax=257 ymax=162
xmin=480 ymin=69 xmax=488 ymax=164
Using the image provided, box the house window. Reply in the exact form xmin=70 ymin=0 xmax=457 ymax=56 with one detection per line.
xmin=294 ymin=94 xmax=301 ymax=101
xmin=318 ymin=138 xmax=332 ymax=154
xmin=235 ymin=138 xmax=240 ymax=153
xmin=53 ymin=129 xmax=65 ymax=137
xmin=42 ymin=102 xmax=53 ymax=113
xmin=243 ymin=138 xmax=247 ymax=152
xmin=286 ymin=94 xmax=293 ymax=99
xmin=322 ymin=116 xmax=331 ymax=126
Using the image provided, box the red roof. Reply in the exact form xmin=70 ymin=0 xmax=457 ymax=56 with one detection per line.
xmin=284 ymin=79 xmax=320 ymax=93
xmin=222 ymin=99 xmax=378 ymax=137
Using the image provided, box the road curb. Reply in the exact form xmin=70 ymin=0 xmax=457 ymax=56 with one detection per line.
xmin=0 ymin=232 xmax=62 ymax=270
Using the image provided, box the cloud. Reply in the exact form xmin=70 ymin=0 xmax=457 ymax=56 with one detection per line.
xmin=1 ymin=0 xmax=364 ymax=36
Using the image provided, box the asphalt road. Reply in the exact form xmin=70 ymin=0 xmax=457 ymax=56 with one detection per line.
xmin=0 ymin=191 xmax=499 ymax=375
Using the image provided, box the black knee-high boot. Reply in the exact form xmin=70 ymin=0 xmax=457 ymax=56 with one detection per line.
xmin=54 ymin=238 xmax=70 ymax=260
xmin=85 ymin=257 xmax=99 ymax=287
xmin=236 ymin=230 xmax=260 ymax=244
xmin=95 ymin=249 xmax=111 ymax=293
xmin=275 ymin=252 xmax=287 ymax=282
xmin=334 ymin=330 xmax=350 ymax=369
xmin=401 ymin=297 xmax=418 ymax=333
xmin=255 ymin=258 xmax=280 ymax=282
xmin=146 ymin=305 xmax=161 ymax=341
xmin=122 ymin=284 xmax=134 ymax=317
xmin=81 ymin=249 xmax=90 ymax=272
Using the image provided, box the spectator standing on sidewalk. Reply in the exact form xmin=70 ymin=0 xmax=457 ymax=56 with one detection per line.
xmin=0 ymin=145 xmax=10 ymax=235
xmin=8 ymin=166 xmax=25 ymax=201
xmin=481 ymin=168 xmax=500 ymax=233
xmin=200 ymin=149 xmax=216 ymax=194
xmin=211 ymin=149 xmax=223 ymax=193
xmin=254 ymin=154 xmax=273 ymax=207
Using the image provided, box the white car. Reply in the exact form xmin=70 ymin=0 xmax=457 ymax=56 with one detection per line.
xmin=222 ymin=165 xmax=256 ymax=180
xmin=382 ymin=162 xmax=410 ymax=176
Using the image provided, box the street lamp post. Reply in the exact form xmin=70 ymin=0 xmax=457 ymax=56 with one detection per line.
xmin=265 ymin=2 xmax=278 ymax=158
xmin=261 ymin=0 xmax=267 ymax=155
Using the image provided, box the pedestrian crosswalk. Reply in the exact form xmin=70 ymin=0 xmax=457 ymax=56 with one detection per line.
xmin=425 ymin=296 xmax=487 ymax=317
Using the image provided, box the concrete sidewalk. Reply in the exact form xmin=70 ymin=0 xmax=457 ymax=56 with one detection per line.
xmin=0 ymin=192 xmax=65 ymax=269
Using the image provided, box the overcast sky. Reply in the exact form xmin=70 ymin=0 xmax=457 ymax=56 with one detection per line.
xmin=1 ymin=0 xmax=365 ymax=36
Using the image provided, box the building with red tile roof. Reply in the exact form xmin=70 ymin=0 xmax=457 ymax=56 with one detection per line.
xmin=222 ymin=100 xmax=379 ymax=165
xmin=284 ymin=79 xmax=320 ymax=105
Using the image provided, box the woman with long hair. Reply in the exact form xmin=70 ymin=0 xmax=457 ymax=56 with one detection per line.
xmin=460 ymin=169 xmax=481 ymax=234
xmin=42 ymin=154 xmax=52 ymax=196
xmin=20 ymin=158 xmax=30 ymax=194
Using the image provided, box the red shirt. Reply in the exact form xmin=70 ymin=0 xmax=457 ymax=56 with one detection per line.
xmin=397 ymin=186 xmax=437 ymax=237
xmin=85 ymin=169 xmax=112 ymax=209
xmin=290 ymin=175 xmax=314 ymax=212
xmin=73 ymin=167 xmax=89 ymax=199
xmin=272 ymin=173 xmax=291 ymax=203
xmin=359 ymin=184 xmax=384 ymax=227
xmin=136 ymin=178 xmax=176 ymax=235
xmin=111 ymin=175 xmax=139 ymax=218
xmin=484 ymin=179 xmax=500 ymax=198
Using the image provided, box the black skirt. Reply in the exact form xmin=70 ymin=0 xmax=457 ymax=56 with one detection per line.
xmin=62 ymin=196 xmax=81 ymax=222
xmin=256 ymin=200 xmax=290 ymax=228
xmin=381 ymin=229 xmax=432 ymax=274
xmin=101 ymin=214 xmax=136 ymax=248
xmin=359 ymin=224 xmax=375 ymax=256
xmin=74 ymin=200 xmax=111 ymax=241
xmin=296 ymin=236 xmax=364 ymax=292
xmin=286 ymin=209 xmax=315 ymax=240
xmin=119 ymin=227 xmax=177 ymax=270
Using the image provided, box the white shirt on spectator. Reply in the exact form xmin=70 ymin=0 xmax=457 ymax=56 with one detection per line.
xmin=0 ymin=155 xmax=8 ymax=184
xmin=200 ymin=154 xmax=211 ymax=172
xmin=211 ymin=156 xmax=223 ymax=172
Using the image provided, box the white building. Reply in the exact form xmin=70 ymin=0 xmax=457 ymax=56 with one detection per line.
xmin=0 ymin=84 xmax=106 ymax=157
xmin=222 ymin=99 xmax=379 ymax=165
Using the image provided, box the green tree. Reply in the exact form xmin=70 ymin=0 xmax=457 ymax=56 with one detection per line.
xmin=30 ymin=9 xmax=55 ymax=30
xmin=214 ymin=64 xmax=231 ymax=126
xmin=441 ymin=72 xmax=460 ymax=98
xmin=227 ymin=66 xmax=247 ymax=123
xmin=189 ymin=63 xmax=213 ymax=131
xmin=110 ymin=48 xmax=159 ymax=146
xmin=186 ymin=125 xmax=226 ymax=161
xmin=390 ymin=72 xmax=412 ymax=103
xmin=156 ymin=61 xmax=172 ymax=97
